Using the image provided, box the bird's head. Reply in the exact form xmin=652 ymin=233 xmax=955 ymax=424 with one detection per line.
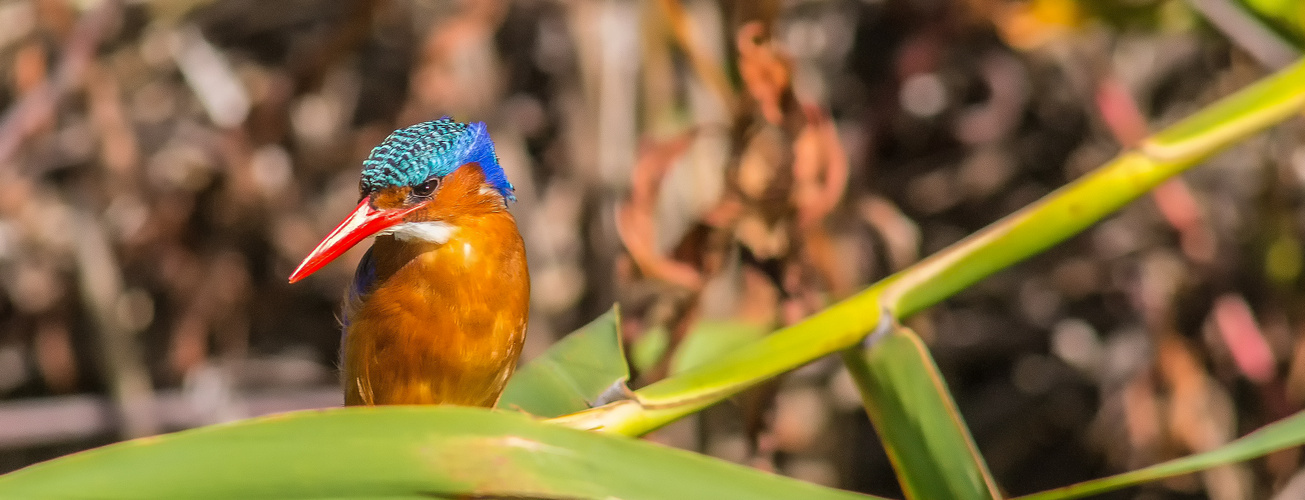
xmin=288 ymin=118 xmax=515 ymax=283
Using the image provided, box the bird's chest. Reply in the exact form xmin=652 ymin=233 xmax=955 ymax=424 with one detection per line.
xmin=342 ymin=229 xmax=529 ymax=406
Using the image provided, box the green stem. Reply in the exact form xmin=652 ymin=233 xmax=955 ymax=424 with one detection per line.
xmin=549 ymin=59 xmax=1305 ymax=437
xmin=1013 ymin=409 xmax=1305 ymax=500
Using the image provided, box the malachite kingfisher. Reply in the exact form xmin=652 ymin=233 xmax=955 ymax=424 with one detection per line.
xmin=288 ymin=118 xmax=530 ymax=407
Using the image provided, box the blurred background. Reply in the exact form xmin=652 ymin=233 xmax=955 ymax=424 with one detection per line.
xmin=0 ymin=0 xmax=1304 ymax=498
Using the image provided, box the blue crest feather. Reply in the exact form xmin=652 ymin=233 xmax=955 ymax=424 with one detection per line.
xmin=359 ymin=117 xmax=515 ymax=200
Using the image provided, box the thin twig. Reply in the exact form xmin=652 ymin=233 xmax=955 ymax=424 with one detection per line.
xmin=656 ymin=0 xmax=736 ymax=113
xmin=1186 ymin=0 xmax=1300 ymax=69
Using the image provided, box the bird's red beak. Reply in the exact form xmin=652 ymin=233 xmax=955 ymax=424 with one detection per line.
xmin=288 ymin=198 xmax=423 ymax=283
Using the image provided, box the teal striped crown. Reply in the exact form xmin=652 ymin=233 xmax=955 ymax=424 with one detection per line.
xmin=359 ymin=118 xmax=515 ymax=200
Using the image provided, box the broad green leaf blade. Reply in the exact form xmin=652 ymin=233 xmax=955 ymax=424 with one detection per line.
xmin=0 ymin=406 xmax=887 ymax=500
xmin=1016 ymin=409 xmax=1305 ymax=500
xmin=671 ymin=320 xmax=770 ymax=374
xmin=499 ymin=306 xmax=629 ymax=417
xmin=842 ymin=325 xmax=1001 ymax=500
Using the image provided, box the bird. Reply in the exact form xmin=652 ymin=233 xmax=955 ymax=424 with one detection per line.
xmin=288 ymin=118 xmax=529 ymax=407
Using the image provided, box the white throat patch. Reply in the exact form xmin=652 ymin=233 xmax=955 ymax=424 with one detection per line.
xmin=379 ymin=221 xmax=457 ymax=244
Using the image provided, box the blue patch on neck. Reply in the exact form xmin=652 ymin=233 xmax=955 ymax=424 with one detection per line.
xmin=359 ymin=118 xmax=516 ymax=201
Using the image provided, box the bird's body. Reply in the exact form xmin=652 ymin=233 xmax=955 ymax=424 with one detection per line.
xmin=290 ymin=118 xmax=529 ymax=407
xmin=343 ymin=166 xmax=528 ymax=405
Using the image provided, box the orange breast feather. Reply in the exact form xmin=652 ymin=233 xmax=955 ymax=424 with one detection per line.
xmin=342 ymin=167 xmax=529 ymax=406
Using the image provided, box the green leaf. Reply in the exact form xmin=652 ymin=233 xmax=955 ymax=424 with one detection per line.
xmin=498 ymin=305 xmax=629 ymax=417
xmin=1241 ymin=0 xmax=1305 ymax=43
xmin=841 ymin=324 xmax=1002 ymax=500
xmin=0 ymin=406 xmax=888 ymax=500
xmin=1016 ymin=409 xmax=1305 ymax=500
xmin=630 ymin=325 xmax=670 ymax=375
xmin=628 ymin=320 xmax=769 ymax=377
xmin=670 ymin=320 xmax=770 ymax=374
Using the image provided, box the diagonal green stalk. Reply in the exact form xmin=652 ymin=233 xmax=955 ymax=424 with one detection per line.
xmin=549 ymin=59 xmax=1305 ymax=436
xmin=842 ymin=323 xmax=1002 ymax=500
xmin=1014 ymin=408 xmax=1305 ymax=500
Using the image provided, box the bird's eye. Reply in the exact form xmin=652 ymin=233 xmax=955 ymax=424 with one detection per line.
xmin=411 ymin=177 xmax=440 ymax=198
